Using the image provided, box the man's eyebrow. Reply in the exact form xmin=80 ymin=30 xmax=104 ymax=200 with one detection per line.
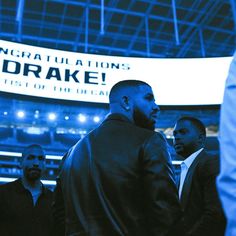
xmin=145 ymin=93 xmax=154 ymax=98
xmin=27 ymin=154 xmax=45 ymax=158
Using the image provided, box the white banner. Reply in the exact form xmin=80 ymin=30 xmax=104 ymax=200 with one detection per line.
xmin=0 ymin=40 xmax=232 ymax=105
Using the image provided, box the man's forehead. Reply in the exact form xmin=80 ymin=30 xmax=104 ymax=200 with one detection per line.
xmin=24 ymin=147 xmax=45 ymax=156
xmin=174 ymin=120 xmax=195 ymax=131
xmin=137 ymin=84 xmax=153 ymax=94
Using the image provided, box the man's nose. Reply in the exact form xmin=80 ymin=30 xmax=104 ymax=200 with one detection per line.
xmin=33 ymin=159 xmax=40 ymax=166
xmin=153 ymin=103 xmax=160 ymax=113
xmin=173 ymin=133 xmax=180 ymax=140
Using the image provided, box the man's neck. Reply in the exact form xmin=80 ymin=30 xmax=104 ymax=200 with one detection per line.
xmin=21 ymin=176 xmax=42 ymax=192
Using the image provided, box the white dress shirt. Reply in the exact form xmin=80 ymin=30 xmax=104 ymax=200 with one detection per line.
xmin=217 ymin=52 xmax=236 ymax=236
xmin=178 ymin=148 xmax=203 ymax=198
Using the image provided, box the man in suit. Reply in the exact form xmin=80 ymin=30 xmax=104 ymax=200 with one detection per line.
xmin=53 ymin=80 xmax=182 ymax=236
xmin=173 ymin=116 xmax=226 ymax=236
xmin=0 ymin=144 xmax=53 ymax=236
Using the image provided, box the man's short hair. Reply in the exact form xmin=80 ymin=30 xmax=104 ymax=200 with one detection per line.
xmin=109 ymin=80 xmax=150 ymax=103
xmin=22 ymin=144 xmax=45 ymax=158
xmin=177 ymin=116 xmax=206 ymax=136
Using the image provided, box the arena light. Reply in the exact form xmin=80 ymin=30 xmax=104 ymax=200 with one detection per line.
xmin=78 ymin=130 xmax=87 ymax=135
xmin=0 ymin=151 xmax=63 ymax=160
xmin=93 ymin=116 xmax=100 ymax=123
xmin=0 ymin=177 xmax=56 ymax=185
xmin=78 ymin=114 xmax=86 ymax=123
xmin=64 ymin=115 xmax=69 ymax=120
xmin=3 ymin=111 xmax=8 ymax=115
xmin=17 ymin=110 xmax=25 ymax=118
xmin=34 ymin=110 xmax=39 ymax=119
xmin=48 ymin=112 xmax=56 ymax=121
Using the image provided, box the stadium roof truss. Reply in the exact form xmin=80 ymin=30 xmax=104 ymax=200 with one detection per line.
xmin=0 ymin=0 xmax=235 ymax=58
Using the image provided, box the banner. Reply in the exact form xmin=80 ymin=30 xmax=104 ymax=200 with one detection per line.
xmin=0 ymin=40 xmax=232 ymax=105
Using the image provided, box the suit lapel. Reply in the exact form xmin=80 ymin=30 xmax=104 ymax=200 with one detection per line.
xmin=180 ymin=150 xmax=205 ymax=209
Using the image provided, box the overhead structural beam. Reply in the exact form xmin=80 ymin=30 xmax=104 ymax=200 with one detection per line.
xmin=171 ymin=0 xmax=180 ymax=45
xmin=198 ymin=27 xmax=206 ymax=57
xmin=145 ymin=16 xmax=150 ymax=57
xmin=0 ymin=32 xmax=166 ymax=57
xmin=100 ymin=0 xmax=104 ymax=35
xmin=230 ymin=0 xmax=236 ymax=31
xmin=50 ymin=0 xmax=236 ymax=35
xmin=50 ymin=0 xmax=199 ymax=28
xmin=126 ymin=2 xmax=155 ymax=55
xmin=85 ymin=7 xmax=89 ymax=53
xmin=95 ymin=0 xmax=119 ymax=45
xmin=55 ymin=3 xmax=68 ymax=48
xmin=177 ymin=0 xmax=222 ymax=57
xmin=16 ymin=0 xmax=25 ymax=42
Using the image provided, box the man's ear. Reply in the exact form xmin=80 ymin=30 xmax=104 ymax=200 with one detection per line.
xmin=19 ymin=155 xmax=24 ymax=169
xmin=198 ymin=133 xmax=206 ymax=145
xmin=120 ymin=95 xmax=131 ymax=111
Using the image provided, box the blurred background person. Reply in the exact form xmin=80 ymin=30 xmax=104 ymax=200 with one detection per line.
xmin=0 ymin=144 xmax=53 ymax=236
xmin=217 ymin=52 xmax=236 ymax=236
xmin=173 ymin=116 xmax=226 ymax=236
xmin=53 ymin=80 xmax=182 ymax=236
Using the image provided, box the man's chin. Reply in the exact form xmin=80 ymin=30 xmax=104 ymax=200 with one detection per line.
xmin=143 ymin=122 xmax=155 ymax=131
xmin=26 ymin=171 xmax=41 ymax=181
xmin=174 ymin=145 xmax=184 ymax=155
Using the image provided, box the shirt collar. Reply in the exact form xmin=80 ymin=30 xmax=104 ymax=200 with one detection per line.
xmin=16 ymin=178 xmax=46 ymax=195
xmin=183 ymin=148 xmax=204 ymax=169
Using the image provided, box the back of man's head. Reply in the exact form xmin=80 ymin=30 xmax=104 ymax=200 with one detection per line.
xmin=109 ymin=80 xmax=150 ymax=104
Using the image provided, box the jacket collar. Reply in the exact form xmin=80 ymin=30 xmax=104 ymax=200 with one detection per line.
xmin=104 ymin=113 xmax=133 ymax=124
xmin=15 ymin=178 xmax=47 ymax=195
xmin=180 ymin=150 xmax=206 ymax=209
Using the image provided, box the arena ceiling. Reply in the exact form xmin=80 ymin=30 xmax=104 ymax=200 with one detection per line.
xmin=0 ymin=0 xmax=235 ymax=58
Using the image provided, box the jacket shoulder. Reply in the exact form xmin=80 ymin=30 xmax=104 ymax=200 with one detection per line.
xmin=197 ymin=151 xmax=220 ymax=177
xmin=0 ymin=179 xmax=19 ymax=193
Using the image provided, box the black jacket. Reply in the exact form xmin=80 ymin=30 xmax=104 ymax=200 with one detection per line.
xmin=180 ymin=150 xmax=226 ymax=236
xmin=53 ymin=114 xmax=182 ymax=236
xmin=0 ymin=178 xmax=53 ymax=236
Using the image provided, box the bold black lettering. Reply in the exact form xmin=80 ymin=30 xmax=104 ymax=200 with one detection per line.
xmin=34 ymin=83 xmax=45 ymax=89
xmin=2 ymin=60 xmax=21 ymax=74
xmin=84 ymin=71 xmax=98 ymax=84
xmin=99 ymin=90 xmax=105 ymax=96
xmin=0 ymin=47 xmax=8 ymax=55
xmin=101 ymin=73 xmax=106 ymax=85
xmin=34 ymin=54 xmax=41 ymax=60
xmin=111 ymin=63 xmax=119 ymax=69
xmin=76 ymin=60 xmax=83 ymax=66
xmin=23 ymin=63 xmax=41 ymax=78
xmin=122 ymin=63 xmax=130 ymax=70
xmin=22 ymin=51 xmax=31 ymax=59
xmin=101 ymin=62 xmax=109 ymax=69
xmin=65 ymin=69 xmax=80 ymax=83
xmin=65 ymin=58 xmax=73 ymax=65
xmin=11 ymin=50 xmax=20 ymax=57
xmin=46 ymin=67 xmax=61 ymax=81
xmin=55 ymin=57 xmax=64 ymax=64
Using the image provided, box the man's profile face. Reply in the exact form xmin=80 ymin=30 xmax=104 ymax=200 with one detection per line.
xmin=132 ymin=85 xmax=160 ymax=131
xmin=173 ymin=120 xmax=200 ymax=158
xmin=21 ymin=146 xmax=46 ymax=181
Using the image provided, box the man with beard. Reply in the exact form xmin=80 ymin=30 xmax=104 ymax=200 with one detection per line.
xmin=173 ymin=117 xmax=226 ymax=236
xmin=53 ymin=80 xmax=182 ymax=236
xmin=0 ymin=144 xmax=53 ymax=236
